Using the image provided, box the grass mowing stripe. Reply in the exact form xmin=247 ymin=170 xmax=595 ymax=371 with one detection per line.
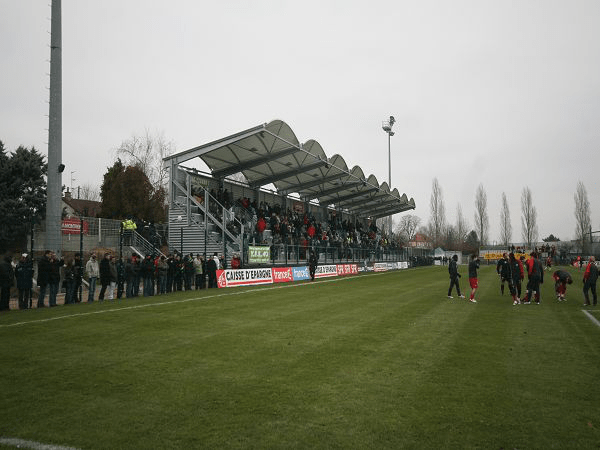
xmin=0 ymin=272 xmax=391 ymax=329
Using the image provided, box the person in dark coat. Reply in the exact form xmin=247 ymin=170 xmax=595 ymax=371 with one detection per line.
xmin=174 ymin=254 xmax=184 ymax=291
xmin=166 ymin=254 xmax=176 ymax=293
xmin=0 ymin=255 xmax=14 ymax=311
xmin=183 ymin=253 xmax=194 ymax=291
xmin=131 ymin=255 xmax=141 ymax=297
xmin=116 ymin=257 xmax=126 ymax=299
xmin=309 ymin=250 xmax=318 ymax=281
xmin=15 ymin=253 xmax=34 ymax=309
xmin=98 ymin=253 xmax=112 ymax=301
xmin=447 ymin=254 xmax=464 ymax=299
xmin=37 ymin=250 xmax=52 ymax=308
xmin=496 ymin=253 xmax=510 ymax=295
xmin=583 ymin=256 xmax=598 ymax=306
xmin=72 ymin=252 xmax=83 ymax=303
xmin=47 ymin=252 xmax=64 ymax=307
xmin=206 ymin=253 xmax=218 ymax=288
xmin=63 ymin=258 xmax=76 ymax=305
xmin=141 ymin=255 xmax=155 ymax=296
xmin=125 ymin=256 xmax=134 ymax=298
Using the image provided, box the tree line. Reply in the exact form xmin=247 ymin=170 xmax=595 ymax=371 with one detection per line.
xmin=393 ymin=177 xmax=593 ymax=253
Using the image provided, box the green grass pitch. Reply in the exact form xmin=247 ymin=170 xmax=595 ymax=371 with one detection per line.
xmin=1 ymin=264 xmax=599 ymax=449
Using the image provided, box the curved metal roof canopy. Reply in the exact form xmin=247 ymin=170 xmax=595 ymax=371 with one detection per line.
xmin=164 ymin=119 xmax=415 ymax=220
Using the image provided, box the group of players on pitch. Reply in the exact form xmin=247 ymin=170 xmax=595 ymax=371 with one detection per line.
xmin=447 ymin=252 xmax=599 ymax=306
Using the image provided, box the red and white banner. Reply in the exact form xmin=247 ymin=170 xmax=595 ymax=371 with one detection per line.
xmin=61 ymin=218 xmax=89 ymax=235
xmin=272 ymin=267 xmax=294 ymax=283
xmin=217 ymin=268 xmax=274 ymax=288
xmin=336 ymin=263 xmax=358 ymax=276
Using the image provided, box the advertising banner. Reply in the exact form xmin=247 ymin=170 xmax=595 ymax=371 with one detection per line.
xmin=61 ymin=218 xmax=89 ymax=235
xmin=272 ymin=267 xmax=293 ymax=283
xmin=336 ymin=264 xmax=358 ymax=276
xmin=482 ymin=251 xmax=529 ymax=260
xmin=373 ymin=263 xmax=388 ymax=272
xmin=315 ymin=264 xmax=338 ymax=279
xmin=216 ymin=268 xmax=273 ymax=288
xmin=248 ymin=246 xmax=271 ymax=264
xmin=292 ymin=266 xmax=310 ymax=281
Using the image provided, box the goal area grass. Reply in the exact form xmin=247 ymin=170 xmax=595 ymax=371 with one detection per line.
xmin=1 ymin=264 xmax=599 ymax=449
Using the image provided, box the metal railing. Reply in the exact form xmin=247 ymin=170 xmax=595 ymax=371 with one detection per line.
xmin=242 ymin=243 xmax=434 ymax=267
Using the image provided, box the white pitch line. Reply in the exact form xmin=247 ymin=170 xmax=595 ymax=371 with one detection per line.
xmin=0 ymin=437 xmax=79 ymax=450
xmin=582 ymin=309 xmax=600 ymax=328
xmin=0 ymin=272 xmax=384 ymax=329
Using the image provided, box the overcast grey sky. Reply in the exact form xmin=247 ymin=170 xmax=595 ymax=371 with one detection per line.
xmin=1 ymin=0 xmax=599 ymax=243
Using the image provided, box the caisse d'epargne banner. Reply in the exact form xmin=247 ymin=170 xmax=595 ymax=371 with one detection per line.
xmin=217 ymin=268 xmax=273 ymax=288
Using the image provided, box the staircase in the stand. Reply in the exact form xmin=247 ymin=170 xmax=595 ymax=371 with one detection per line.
xmin=168 ymin=203 xmax=238 ymax=265
xmin=128 ymin=231 xmax=166 ymax=259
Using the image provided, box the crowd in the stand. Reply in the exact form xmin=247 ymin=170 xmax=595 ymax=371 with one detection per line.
xmin=190 ymin=185 xmax=400 ymax=256
xmin=236 ymin=197 xmax=401 ymax=259
xmin=0 ymin=249 xmax=243 ymax=311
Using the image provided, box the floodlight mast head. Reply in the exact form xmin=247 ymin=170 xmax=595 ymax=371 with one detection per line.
xmin=382 ymin=116 xmax=395 ymax=135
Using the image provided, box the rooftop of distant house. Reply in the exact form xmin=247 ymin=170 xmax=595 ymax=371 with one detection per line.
xmin=62 ymin=188 xmax=101 ymax=217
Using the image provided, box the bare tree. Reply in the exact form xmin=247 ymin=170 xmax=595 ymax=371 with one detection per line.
xmin=499 ymin=192 xmax=512 ymax=247
xmin=444 ymin=224 xmax=458 ymax=250
xmin=429 ymin=177 xmax=446 ymax=247
xmin=474 ymin=184 xmax=489 ymax=247
xmin=78 ymin=182 xmax=100 ymax=202
xmin=521 ymin=186 xmax=538 ymax=249
xmin=396 ymin=214 xmax=421 ymax=243
xmin=456 ymin=203 xmax=469 ymax=250
xmin=574 ymin=180 xmax=591 ymax=254
xmin=115 ymin=129 xmax=175 ymax=192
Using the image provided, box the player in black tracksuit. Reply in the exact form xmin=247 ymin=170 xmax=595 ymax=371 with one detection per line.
xmin=496 ymin=253 xmax=510 ymax=295
xmin=447 ymin=254 xmax=464 ymax=299
xmin=309 ymin=250 xmax=318 ymax=281
xmin=508 ymin=253 xmax=523 ymax=305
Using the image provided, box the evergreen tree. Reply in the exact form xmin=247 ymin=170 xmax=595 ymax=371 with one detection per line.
xmin=100 ymin=159 xmax=166 ymax=222
xmin=0 ymin=141 xmax=47 ymax=251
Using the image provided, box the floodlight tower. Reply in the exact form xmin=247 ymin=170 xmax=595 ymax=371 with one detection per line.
xmin=47 ymin=0 xmax=63 ymax=255
xmin=382 ymin=115 xmax=395 ymax=236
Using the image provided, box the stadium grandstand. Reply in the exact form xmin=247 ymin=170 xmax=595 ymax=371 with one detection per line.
xmin=163 ymin=119 xmax=420 ymax=267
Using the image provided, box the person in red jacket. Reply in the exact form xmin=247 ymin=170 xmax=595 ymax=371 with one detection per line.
xmin=307 ymin=223 xmax=316 ymax=243
xmin=230 ymin=253 xmax=241 ymax=270
xmin=256 ymin=216 xmax=266 ymax=242
xmin=523 ymin=252 xmax=544 ymax=304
